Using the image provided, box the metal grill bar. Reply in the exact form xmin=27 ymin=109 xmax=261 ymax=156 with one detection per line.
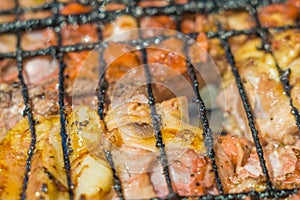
xmin=141 ymin=47 xmax=176 ymax=197
xmin=0 ymin=0 xmax=286 ymax=34
xmin=185 ymin=58 xmax=224 ymax=194
xmin=52 ymin=1 xmax=74 ymax=199
xmin=1 ymin=24 xmax=300 ymax=61
xmin=12 ymin=0 xmax=38 ymax=199
xmin=173 ymin=12 xmax=224 ymax=194
xmin=136 ymin=15 xmax=176 ymax=196
xmin=95 ymin=1 xmax=125 ymax=198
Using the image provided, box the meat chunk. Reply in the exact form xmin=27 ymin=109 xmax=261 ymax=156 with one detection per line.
xmin=150 ymin=149 xmax=216 ymax=198
xmin=0 ymin=106 xmax=113 ymax=199
xmin=105 ymin=95 xmax=204 ymax=153
xmin=217 ymin=31 xmax=300 ymax=145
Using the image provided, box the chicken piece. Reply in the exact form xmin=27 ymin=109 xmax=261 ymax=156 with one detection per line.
xmin=19 ymin=0 xmax=52 ymax=8
xmin=0 ymin=116 xmax=68 ymax=199
xmin=212 ymin=11 xmax=256 ymax=31
xmin=0 ymin=0 xmax=15 ymax=10
xmin=107 ymin=147 xmax=157 ymax=199
xmin=67 ymin=106 xmax=113 ymax=199
xmin=258 ymin=2 xmax=299 ymax=28
xmin=20 ymin=10 xmax=51 ymax=21
xmin=60 ymin=24 xmax=98 ymax=46
xmin=214 ymin=134 xmax=263 ymax=193
xmin=104 ymin=3 xmax=126 ymax=12
xmin=181 ymin=14 xmax=208 ymax=34
xmin=271 ymin=30 xmax=300 ymax=116
xmin=106 ymin=173 xmax=157 ymax=200
xmin=147 ymin=37 xmax=187 ymax=75
xmin=21 ymin=29 xmax=54 ymax=51
xmin=0 ymin=34 xmax=16 ymax=53
xmin=150 ymin=149 xmax=216 ymax=198
xmin=0 ymin=106 xmax=113 ymax=199
xmin=215 ymin=134 xmax=300 ymax=194
xmin=105 ymin=95 xmax=204 ymax=153
xmin=104 ymin=43 xmax=141 ymax=82
xmin=103 ymin=15 xmax=138 ymax=40
xmin=217 ymin=33 xmax=300 ymax=144
xmin=145 ymin=37 xmax=205 ymax=101
xmin=238 ymin=142 xmax=300 ymax=191
xmin=138 ymin=1 xmax=169 ymax=8
xmin=0 ymin=56 xmax=58 ymax=85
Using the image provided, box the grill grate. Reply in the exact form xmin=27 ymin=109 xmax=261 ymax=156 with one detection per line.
xmin=1 ymin=0 xmax=300 ymax=199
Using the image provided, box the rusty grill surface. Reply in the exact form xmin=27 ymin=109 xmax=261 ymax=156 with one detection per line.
xmin=1 ymin=0 xmax=300 ymax=199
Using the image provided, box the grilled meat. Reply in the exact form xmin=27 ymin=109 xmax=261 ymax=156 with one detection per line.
xmin=215 ymin=134 xmax=300 ymax=193
xmin=0 ymin=96 xmax=209 ymax=199
xmin=1 ymin=0 xmax=300 ymax=199
xmin=105 ymin=95 xmax=210 ymax=198
xmin=0 ymin=106 xmax=112 ymax=199
xmin=0 ymin=81 xmax=60 ymax=139
xmin=217 ymin=30 xmax=300 ymax=145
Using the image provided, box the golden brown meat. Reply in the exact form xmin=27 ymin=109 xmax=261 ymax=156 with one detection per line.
xmin=105 ymin=95 xmax=204 ymax=153
xmin=0 ymin=106 xmax=113 ymax=200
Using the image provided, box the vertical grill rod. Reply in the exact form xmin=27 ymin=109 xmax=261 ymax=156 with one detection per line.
xmin=95 ymin=1 xmax=124 ymax=199
xmin=136 ymin=17 xmax=176 ymax=197
xmin=52 ymin=1 xmax=74 ymax=199
xmin=13 ymin=0 xmax=38 ymax=199
xmin=174 ymin=13 xmax=224 ymax=194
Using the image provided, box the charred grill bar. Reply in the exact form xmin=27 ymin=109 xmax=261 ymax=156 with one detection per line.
xmin=95 ymin=0 xmax=125 ymax=198
xmin=12 ymin=0 xmax=38 ymax=199
xmin=174 ymin=13 xmax=225 ymax=194
xmin=51 ymin=0 xmax=74 ymax=199
xmin=1 ymin=0 xmax=299 ymax=199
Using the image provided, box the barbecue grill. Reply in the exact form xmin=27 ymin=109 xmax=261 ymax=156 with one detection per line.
xmin=1 ymin=0 xmax=300 ymax=199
